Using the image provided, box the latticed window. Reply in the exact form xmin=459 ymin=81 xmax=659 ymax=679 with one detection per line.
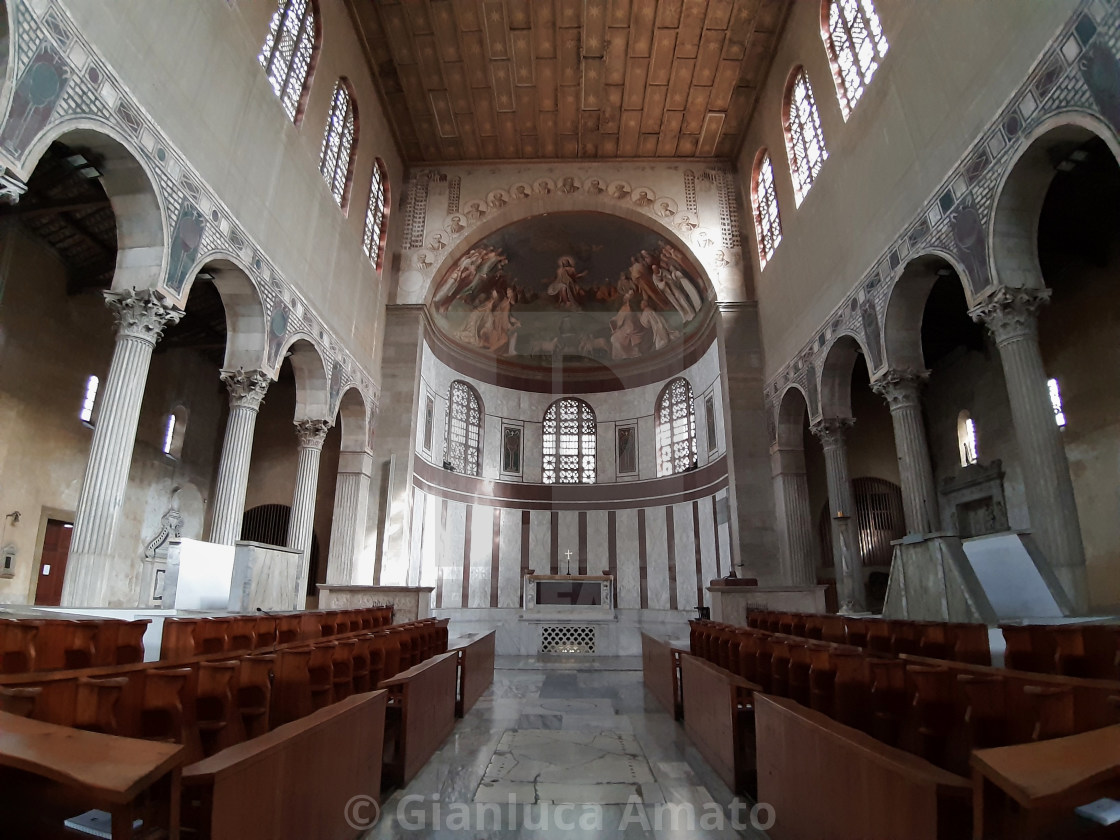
xmin=320 ymin=80 xmax=357 ymax=208
xmin=785 ymin=68 xmax=828 ymax=206
xmin=446 ymin=381 xmax=481 ymax=476
xmin=824 ymin=0 xmax=889 ymax=119
xmin=752 ymin=150 xmax=783 ymax=268
xmin=363 ymin=160 xmax=388 ymax=269
xmin=655 ymin=378 xmax=698 ymax=477
xmin=258 ymin=0 xmax=318 ymax=122
xmin=543 ymin=399 xmax=596 ymax=485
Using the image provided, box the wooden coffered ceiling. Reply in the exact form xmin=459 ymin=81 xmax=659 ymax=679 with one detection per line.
xmin=346 ymin=0 xmax=791 ymax=163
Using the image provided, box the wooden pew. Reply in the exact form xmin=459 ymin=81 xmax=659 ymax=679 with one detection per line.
xmin=379 ymin=652 xmax=459 ymax=788
xmin=0 ymin=618 xmax=39 ymax=673
xmin=0 ymin=709 xmax=184 ymax=839
xmin=181 ymin=690 xmax=387 ymax=840
xmin=641 ymin=631 xmax=684 ymax=720
xmin=679 ymin=653 xmax=759 ymax=795
xmin=970 ymin=724 xmax=1120 ymax=840
xmin=755 ymin=693 xmax=971 ymax=840
xmin=451 ymin=630 xmax=496 ymax=718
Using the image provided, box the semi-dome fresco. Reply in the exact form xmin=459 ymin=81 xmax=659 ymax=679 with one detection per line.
xmin=427 ymin=212 xmax=712 ymax=367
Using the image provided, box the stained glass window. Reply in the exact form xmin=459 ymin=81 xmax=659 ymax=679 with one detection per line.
xmin=1047 ymin=378 xmax=1066 ymax=427
xmin=320 ymin=79 xmax=357 ymax=209
xmin=363 ymin=160 xmax=388 ymax=268
xmin=79 ymin=375 xmax=98 ymax=423
xmin=655 ymin=378 xmax=697 ymax=477
xmin=258 ymin=0 xmax=318 ymax=122
xmin=825 ymin=0 xmax=889 ymax=119
xmin=785 ymin=68 xmax=828 ymax=206
xmin=958 ymin=411 xmax=978 ymax=467
xmin=751 ymin=150 xmax=783 ymax=268
xmin=446 ymin=381 xmax=481 ymax=476
xmin=543 ymin=399 xmax=596 ymax=485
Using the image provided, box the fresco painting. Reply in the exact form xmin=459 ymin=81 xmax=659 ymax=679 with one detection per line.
xmin=428 ymin=213 xmax=710 ymax=366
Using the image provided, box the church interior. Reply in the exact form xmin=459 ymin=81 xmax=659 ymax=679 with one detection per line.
xmin=1 ymin=0 xmax=1119 ymax=837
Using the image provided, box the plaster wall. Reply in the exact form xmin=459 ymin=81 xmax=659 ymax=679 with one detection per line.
xmin=0 ymin=224 xmax=225 ymax=605
xmin=55 ymin=0 xmax=405 ymax=372
xmin=738 ymin=0 xmax=1082 ymax=378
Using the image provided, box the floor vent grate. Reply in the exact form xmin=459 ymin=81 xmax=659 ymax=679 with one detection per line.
xmin=540 ymin=624 xmax=596 ymax=654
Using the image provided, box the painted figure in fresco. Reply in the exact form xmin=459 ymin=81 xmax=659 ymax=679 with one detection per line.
xmin=511 ymin=183 xmax=530 ymax=199
xmin=652 ymin=262 xmax=695 ymax=321
xmin=657 ymin=200 xmax=675 ymax=218
xmin=488 ymin=191 xmax=507 ymax=209
xmin=639 ymin=298 xmax=680 ymax=350
xmin=668 ymin=265 xmax=703 ymax=313
xmin=455 ymin=289 xmax=499 ymax=346
xmin=432 ymin=248 xmax=483 ymax=312
xmin=558 ymin=176 xmax=579 ymax=194
xmin=633 ymin=189 xmax=654 ymax=207
xmin=484 ymin=287 xmax=521 ymax=354
xmin=464 ymin=201 xmax=487 ymax=223
xmin=547 ymin=256 xmax=586 ymax=308
xmin=611 ymin=183 xmax=631 ymax=200
xmin=585 ymin=178 xmax=605 ymax=195
xmin=609 ymin=292 xmax=645 ymax=359
xmin=627 ymin=255 xmax=668 ymax=309
xmin=447 ymin=215 xmax=465 ymax=233
xmin=460 ymin=247 xmax=507 ymax=300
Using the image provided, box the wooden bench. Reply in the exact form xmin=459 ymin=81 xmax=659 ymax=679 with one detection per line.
xmin=641 ymin=631 xmax=684 ymax=719
xmin=679 ymin=653 xmax=759 ymax=795
xmin=755 ymin=693 xmax=972 ymax=840
xmin=450 ymin=630 xmax=496 ymax=718
xmin=0 ymin=709 xmax=185 ymax=839
xmin=181 ymin=690 xmax=387 ymax=840
xmin=379 ymin=652 xmax=459 ymax=788
xmin=971 ymin=724 xmax=1120 ymax=839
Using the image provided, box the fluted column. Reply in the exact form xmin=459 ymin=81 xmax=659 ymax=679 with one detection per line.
xmin=326 ymin=450 xmax=374 ymax=585
xmin=871 ymin=370 xmax=942 ymax=536
xmin=62 ymin=290 xmax=183 ymax=606
xmin=209 ymin=369 xmax=271 ymax=545
xmin=287 ymin=418 xmax=332 ymax=605
xmin=970 ymin=286 xmax=1086 ymax=609
xmin=770 ymin=444 xmax=815 ymax=586
xmin=811 ymin=418 xmax=865 ymax=612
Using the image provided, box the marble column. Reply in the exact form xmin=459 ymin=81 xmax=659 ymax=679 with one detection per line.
xmin=209 ymin=368 xmax=271 ymax=545
xmin=326 ymin=449 xmax=374 ymax=585
xmin=871 ymin=369 xmax=942 ymax=536
xmin=811 ymin=418 xmax=865 ymax=612
xmin=770 ymin=444 xmax=815 ymax=586
xmin=970 ymin=286 xmax=1087 ymax=609
xmin=287 ymin=418 xmax=332 ymax=605
xmin=62 ymin=290 xmax=183 ymax=606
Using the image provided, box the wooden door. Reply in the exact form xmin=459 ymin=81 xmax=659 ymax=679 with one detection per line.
xmin=35 ymin=519 xmax=72 ymax=606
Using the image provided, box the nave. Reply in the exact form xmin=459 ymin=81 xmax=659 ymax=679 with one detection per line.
xmin=368 ymin=656 xmax=769 ymax=840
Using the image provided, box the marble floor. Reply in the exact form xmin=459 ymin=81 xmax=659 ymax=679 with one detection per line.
xmin=364 ymin=656 xmax=770 ymax=839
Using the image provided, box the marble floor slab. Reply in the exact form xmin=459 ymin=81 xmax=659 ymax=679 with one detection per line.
xmin=364 ymin=657 xmax=770 ymax=839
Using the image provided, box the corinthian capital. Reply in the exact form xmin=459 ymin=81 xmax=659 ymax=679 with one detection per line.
xmin=870 ymin=368 xmax=928 ymax=410
xmin=810 ymin=417 xmax=855 ymax=449
xmin=220 ymin=368 xmax=271 ymax=410
xmin=294 ymin=418 xmax=332 ymax=449
xmin=968 ymin=286 xmax=1050 ymax=345
xmin=104 ymin=289 xmax=184 ymax=344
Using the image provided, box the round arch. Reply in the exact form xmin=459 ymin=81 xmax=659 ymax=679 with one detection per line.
xmin=775 ymin=384 xmax=810 ymax=451
xmin=178 ymin=252 xmax=269 ymax=372
xmin=18 ymin=119 xmax=168 ymax=294
xmin=334 ymin=385 xmax=370 ymax=453
xmin=989 ymin=112 xmax=1120 ymax=293
xmin=416 ymin=198 xmax=721 ymax=307
xmin=883 ymin=251 xmax=973 ymax=371
xmin=819 ymin=332 xmax=870 ymax=419
xmin=279 ymin=335 xmax=330 ymax=421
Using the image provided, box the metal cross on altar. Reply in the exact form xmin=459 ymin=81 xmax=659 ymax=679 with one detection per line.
xmin=564 ymin=549 xmax=573 ymax=575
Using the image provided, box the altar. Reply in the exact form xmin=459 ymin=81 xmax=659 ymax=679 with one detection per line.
xmin=523 ymin=574 xmax=613 ymax=612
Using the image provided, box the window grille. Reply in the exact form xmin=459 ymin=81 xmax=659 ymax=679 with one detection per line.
xmin=446 ymin=381 xmax=481 ymax=476
xmin=752 ymin=150 xmax=783 ymax=267
xmin=825 ymin=0 xmax=889 ymax=118
xmin=320 ymin=79 xmax=357 ymax=208
xmin=786 ymin=68 xmax=828 ymax=205
xmin=258 ymin=0 xmax=318 ymax=122
xmin=543 ymin=398 xmax=596 ymax=484
xmin=655 ymin=378 xmax=698 ymax=477
xmin=363 ymin=160 xmax=388 ymax=268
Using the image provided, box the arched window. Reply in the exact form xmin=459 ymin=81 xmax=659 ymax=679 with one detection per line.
xmin=163 ymin=408 xmax=188 ymax=459
xmin=320 ymin=79 xmax=358 ymax=209
xmin=958 ymin=410 xmax=978 ymax=467
xmin=79 ymin=375 xmax=99 ymax=424
xmin=784 ymin=68 xmax=828 ymax=206
xmin=751 ymin=149 xmax=783 ymax=268
xmin=445 ymin=381 xmax=482 ymax=476
xmin=363 ymin=159 xmax=389 ymax=269
xmin=822 ymin=0 xmax=889 ymax=119
xmin=655 ymin=378 xmax=698 ymax=477
xmin=258 ymin=0 xmax=319 ymax=123
xmin=543 ymin=398 xmax=596 ymax=484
